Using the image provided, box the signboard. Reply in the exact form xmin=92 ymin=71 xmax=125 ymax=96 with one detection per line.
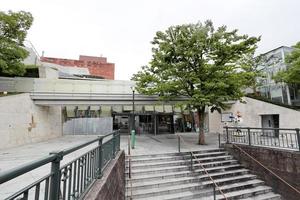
xmin=221 ymin=112 xmax=234 ymax=122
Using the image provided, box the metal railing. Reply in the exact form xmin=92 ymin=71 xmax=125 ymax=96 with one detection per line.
xmin=177 ymin=135 xmax=228 ymax=200
xmin=127 ymin=135 xmax=133 ymax=200
xmin=0 ymin=130 xmax=120 ymax=200
xmin=231 ymin=143 xmax=300 ymax=198
xmin=222 ymin=126 xmax=300 ymax=151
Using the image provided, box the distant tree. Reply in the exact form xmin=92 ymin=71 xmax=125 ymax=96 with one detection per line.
xmin=132 ymin=21 xmax=260 ymax=144
xmin=274 ymin=42 xmax=300 ymax=84
xmin=0 ymin=10 xmax=33 ymax=75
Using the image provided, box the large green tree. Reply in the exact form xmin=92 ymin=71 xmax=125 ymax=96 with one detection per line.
xmin=0 ymin=10 xmax=33 ymax=75
xmin=274 ymin=42 xmax=300 ymax=84
xmin=132 ymin=21 xmax=260 ymax=144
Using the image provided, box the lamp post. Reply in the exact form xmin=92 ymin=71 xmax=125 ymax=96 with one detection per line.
xmin=130 ymin=86 xmax=136 ymax=149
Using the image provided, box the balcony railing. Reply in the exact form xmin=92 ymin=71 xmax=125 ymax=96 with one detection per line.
xmin=0 ymin=130 xmax=120 ymax=200
xmin=221 ymin=127 xmax=300 ymax=151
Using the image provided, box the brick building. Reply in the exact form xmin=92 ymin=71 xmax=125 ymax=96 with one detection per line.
xmin=41 ymin=55 xmax=115 ymax=80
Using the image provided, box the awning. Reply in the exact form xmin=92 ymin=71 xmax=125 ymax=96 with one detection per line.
xmin=112 ymin=105 xmax=123 ymax=112
xmin=155 ymin=105 xmax=164 ymax=113
xmin=174 ymin=106 xmax=182 ymax=113
xmin=77 ymin=105 xmax=88 ymax=110
xmin=164 ymin=105 xmax=173 ymax=113
xmin=100 ymin=105 xmax=111 ymax=117
xmin=66 ymin=106 xmax=76 ymax=117
xmin=144 ymin=105 xmax=154 ymax=111
xmin=90 ymin=105 xmax=100 ymax=111
xmin=123 ymin=105 xmax=133 ymax=111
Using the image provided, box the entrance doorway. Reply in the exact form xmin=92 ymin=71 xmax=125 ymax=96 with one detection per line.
xmin=261 ymin=114 xmax=279 ymax=137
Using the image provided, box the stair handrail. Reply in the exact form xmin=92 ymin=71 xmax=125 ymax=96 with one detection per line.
xmin=232 ymin=143 xmax=300 ymax=195
xmin=177 ymin=134 xmax=228 ymax=200
xmin=127 ymin=134 xmax=133 ymax=200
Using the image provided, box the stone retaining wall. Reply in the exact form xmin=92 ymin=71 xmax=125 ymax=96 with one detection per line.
xmin=84 ymin=150 xmax=125 ymax=200
xmin=225 ymin=144 xmax=300 ymax=200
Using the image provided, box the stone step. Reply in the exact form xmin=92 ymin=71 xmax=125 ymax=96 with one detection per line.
xmin=126 ymin=177 xmax=263 ymax=200
xmin=126 ymin=187 xmax=213 ymax=200
xmin=126 ymin=151 xmax=227 ymax=164
xmin=216 ymin=186 xmax=273 ymax=200
xmin=126 ymin=149 xmax=224 ymax=159
xmin=126 ymin=173 xmax=258 ymax=199
xmin=127 ymin=155 xmax=233 ymax=170
xmin=240 ymin=192 xmax=281 ymax=200
xmin=127 ymin=159 xmax=238 ymax=176
xmin=127 ymin=169 xmax=250 ymax=191
xmin=126 ymin=164 xmax=242 ymax=183
xmin=218 ymin=179 xmax=264 ymax=192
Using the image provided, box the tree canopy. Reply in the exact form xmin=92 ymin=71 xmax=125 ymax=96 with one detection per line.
xmin=0 ymin=10 xmax=33 ymax=75
xmin=132 ymin=21 xmax=260 ymax=144
xmin=274 ymin=42 xmax=300 ymax=84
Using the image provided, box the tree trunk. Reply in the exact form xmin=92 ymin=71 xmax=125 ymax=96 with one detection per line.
xmin=197 ymin=107 xmax=205 ymax=145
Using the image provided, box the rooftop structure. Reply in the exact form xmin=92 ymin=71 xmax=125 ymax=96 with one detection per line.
xmin=41 ymin=55 xmax=115 ymax=80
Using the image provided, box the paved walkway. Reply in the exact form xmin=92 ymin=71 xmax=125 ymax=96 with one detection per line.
xmin=121 ymin=132 xmax=220 ymax=155
xmin=0 ymin=132 xmax=219 ymax=199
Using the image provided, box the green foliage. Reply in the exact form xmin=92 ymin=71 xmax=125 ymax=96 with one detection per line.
xmin=0 ymin=10 xmax=33 ymax=75
xmin=239 ymin=53 xmax=267 ymax=94
xmin=132 ymin=21 xmax=260 ymax=144
xmin=274 ymin=42 xmax=300 ymax=84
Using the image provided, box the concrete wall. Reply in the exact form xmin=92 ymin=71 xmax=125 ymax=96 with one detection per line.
xmin=0 ymin=93 xmax=62 ymax=149
xmin=85 ymin=150 xmax=125 ymax=200
xmin=225 ymin=144 xmax=300 ymax=200
xmin=209 ymin=97 xmax=300 ymax=133
xmin=63 ymin=117 xmax=113 ymax=135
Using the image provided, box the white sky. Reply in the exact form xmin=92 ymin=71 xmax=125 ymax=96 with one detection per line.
xmin=1 ymin=0 xmax=299 ymax=80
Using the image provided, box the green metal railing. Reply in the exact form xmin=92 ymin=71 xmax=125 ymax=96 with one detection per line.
xmin=222 ymin=126 xmax=300 ymax=151
xmin=0 ymin=130 xmax=120 ymax=200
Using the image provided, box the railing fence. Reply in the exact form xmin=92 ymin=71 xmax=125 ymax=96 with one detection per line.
xmin=222 ymin=127 xmax=300 ymax=151
xmin=0 ymin=130 xmax=120 ymax=200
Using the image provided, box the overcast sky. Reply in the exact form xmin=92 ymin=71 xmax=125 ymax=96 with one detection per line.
xmin=1 ymin=0 xmax=299 ymax=80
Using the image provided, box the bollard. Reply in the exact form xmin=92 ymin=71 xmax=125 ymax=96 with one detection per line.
xmin=131 ymin=130 xmax=136 ymax=149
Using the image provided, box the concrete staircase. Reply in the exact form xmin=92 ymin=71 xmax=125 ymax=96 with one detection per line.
xmin=125 ymin=148 xmax=281 ymax=200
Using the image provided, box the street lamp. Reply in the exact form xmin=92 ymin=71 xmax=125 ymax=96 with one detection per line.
xmin=130 ymin=86 xmax=136 ymax=149
xmin=130 ymin=86 xmax=135 ymax=130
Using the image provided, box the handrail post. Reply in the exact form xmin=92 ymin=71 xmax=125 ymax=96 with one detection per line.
xmin=218 ymin=133 xmax=221 ymax=148
xmin=112 ymin=132 xmax=116 ymax=158
xmin=247 ymin=127 xmax=251 ymax=146
xmin=178 ymin=136 xmax=181 ymax=153
xmin=296 ymin=128 xmax=300 ymax=151
xmin=98 ymin=137 xmax=103 ymax=178
xmin=213 ymin=184 xmax=216 ymax=200
xmin=190 ymin=152 xmax=193 ymax=170
xmin=49 ymin=151 xmax=63 ymax=200
xmin=225 ymin=126 xmax=229 ymax=144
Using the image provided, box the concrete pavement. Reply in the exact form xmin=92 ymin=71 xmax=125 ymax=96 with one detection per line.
xmin=0 ymin=132 xmax=219 ymax=199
